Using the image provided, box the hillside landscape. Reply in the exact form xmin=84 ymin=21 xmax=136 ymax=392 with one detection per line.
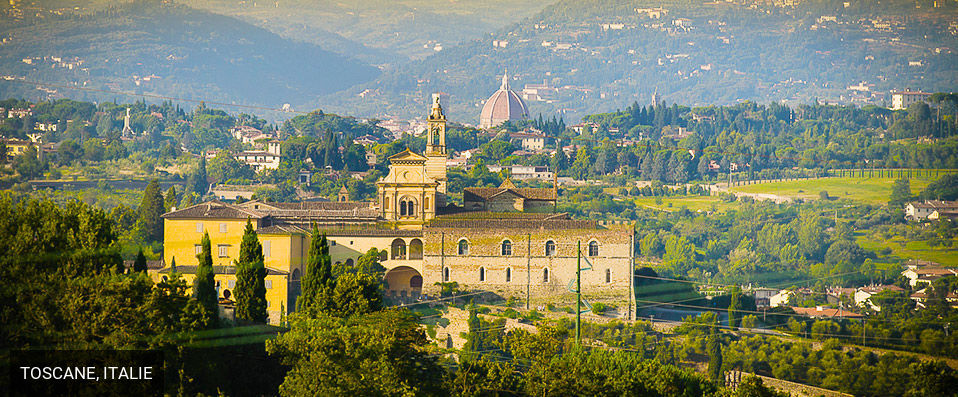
xmin=0 ymin=1 xmax=380 ymax=115
xmin=319 ymin=0 xmax=958 ymax=122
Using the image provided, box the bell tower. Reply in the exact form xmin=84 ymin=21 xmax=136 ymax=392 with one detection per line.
xmin=425 ymin=93 xmax=447 ymax=195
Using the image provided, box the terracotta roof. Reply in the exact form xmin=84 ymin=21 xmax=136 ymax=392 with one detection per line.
xmin=241 ymin=201 xmax=372 ymax=211
xmin=162 ymin=201 xmax=264 ymax=220
xmin=464 ymin=187 xmax=557 ymax=202
xmin=428 ymin=213 xmax=595 ymax=230
xmin=858 ymin=285 xmax=904 ymax=294
xmin=789 ymin=306 xmax=863 ymax=318
xmin=257 ymin=224 xmax=310 ymax=235
xmin=914 ymin=268 xmax=958 ymax=276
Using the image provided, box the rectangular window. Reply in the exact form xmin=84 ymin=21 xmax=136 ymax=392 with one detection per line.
xmin=263 ymin=241 xmax=271 ymax=258
xmin=218 ymin=244 xmax=229 ymax=257
xmin=195 ymin=244 xmax=203 ymax=255
xmin=219 ymin=223 xmax=228 ymax=233
xmin=196 ymin=222 xmax=203 ymax=233
xmin=228 ymin=279 xmax=235 ymax=289
xmin=265 ymin=279 xmax=273 ymax=289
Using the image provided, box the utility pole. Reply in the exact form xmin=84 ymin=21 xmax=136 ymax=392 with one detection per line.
xmin=576 ymin=240 xmax=582 ymax=348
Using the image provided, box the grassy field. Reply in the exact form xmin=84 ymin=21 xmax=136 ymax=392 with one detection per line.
xmin=857 ymin=233 xmax=958 ymax=267
xmin=729 ymin=175 xmax=941 ymax=205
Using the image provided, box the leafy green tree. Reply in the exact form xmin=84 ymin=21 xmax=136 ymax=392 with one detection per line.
xmin=12 ymin=146 xmax=44 ymax=180
xmin=266 ymin=311 xmax=444 ymax=396
xmin=889 ymin=178 xmax=912 ymax=207
xmin=298 ymin=227 xmax=333 ymax=317
xmin=137 ymin=179 xmax=166 ymax=242
xmin=663 ymin=235 xmax=695 ymax=275
xmin=732 ymin=376 xmax=789 ymax=397
xmin=208 ymin=151 xmax=254 ymax=183
xmin=525 ymin=348 xmax=716 ymax=396
xmin=356 ymin=247 xmax=386 ymax=276
xmin=796 ymin=212 xmax=826 ymax=261
xmin=906 ymin=360 xmax=958 ymax=397
xmin=920 ymin=174 xmax=958 ymax=201
xmin=193 ymin=231 xmax=218 ymax=327
xmin=234 ymin=220 xmax=267 ymax=323
xmin=446 ymin=359 xmax=524 ymax=396
xmin=133 ymin=248 xmax=147 ymax=272
xmin=327 ymin=272 xmax=383 ymax=317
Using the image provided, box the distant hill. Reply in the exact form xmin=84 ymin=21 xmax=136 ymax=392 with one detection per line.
xmin=180 ymin=0 xmax=554 ymax=64
xmin=319 ymin=0 xmax=958 ymax=123
xmin=0 ymin=1 xmax=381 ymax=115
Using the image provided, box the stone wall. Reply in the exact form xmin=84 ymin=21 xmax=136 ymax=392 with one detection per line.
xmin=421 ymin=224 xmax=635 ymax=315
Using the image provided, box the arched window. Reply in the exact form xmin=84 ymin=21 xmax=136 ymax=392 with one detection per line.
xmin=345 ymin=258 xmax=354 ymax=267
xmin=458 ymin=239 xmax=469 ymax=255
xmin=542 ymin=268 xmax=550 ymax=283
xmin=410 ymin=275 xmax=423 ymax=288
xmin=545 ymin=240 xmax=556 ymax=256
xmin=501 ymin=240 xmax=512 ymax=256
xmin=505 ymin=267 xmax=512 ymax=283
xmin=588 ymin=241 xmax=599 ymax=257
xmin=398 ymin=197 xmax=416 ymax=217
xmin=443 ymin=267 xmax=450 ymax=282
xmin=605 ymin=268 xmax=611 ymax=283
xmin=424 ymin=196 xmax=430 ymax=210
xmin=479 ymin=267 xmax=485 ymax=282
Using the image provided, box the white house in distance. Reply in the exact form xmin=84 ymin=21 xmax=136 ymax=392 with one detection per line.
xmin=510 ymin=132 xmax=548 ymax=151
xmin=890 ymin=90 xmax=933 ymax=110
xmin=854 ymin=285 xmax=904 ymax=311
xmin=234 ymin=140 xmax=281 ymax=172
xmin=768 ymin=290 xmax=793 ymax=308
xmin=905 ymin=200 xmax=958 ymax=220
xmin=901 ymin=260 xmax=958 ymax=287
xmin=485 ymin=165 xmax=554 ymax=181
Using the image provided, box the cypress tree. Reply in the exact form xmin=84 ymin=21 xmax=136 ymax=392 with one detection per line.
xmin=707 ymin=336 xmax=723 ymax=383
xmin=193 ymin=231 xmax=218 ymax=327
xmin=187 ymin=156 xmax=208 ymax=195
xmin=728 ymin=288 xmax=740 ymax=330
xmin=137 ymin=179 xmax=165 ymax=242
xmin=133 ymin=248 xmax=147 ymax=272
xmin=298 ymin=226 xmax=332 ymax=317
xmin=164 ymin=186 xmax=177 ymax=211
xmin=234 ymin=219 xmax=267 ymax=323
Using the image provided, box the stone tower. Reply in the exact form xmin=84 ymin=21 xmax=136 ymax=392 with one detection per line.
xmin=425 ymin=94 xmax=447 ymax=197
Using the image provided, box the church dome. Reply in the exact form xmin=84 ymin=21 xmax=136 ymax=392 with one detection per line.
xmin=479 ymin=71 xmax=530 ymax=129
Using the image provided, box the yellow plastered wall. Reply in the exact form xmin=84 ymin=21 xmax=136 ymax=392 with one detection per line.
xmin=163 ymin=218 xmax=255 ymax=268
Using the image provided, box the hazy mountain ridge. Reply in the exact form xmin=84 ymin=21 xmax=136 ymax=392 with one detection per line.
xmin=179 ymin=0 xmax=554 ymax=65
xmin=319 ymin=0 xmax=958 ymax=123
xmin=0 ymin=1 xmax=381 ymax=113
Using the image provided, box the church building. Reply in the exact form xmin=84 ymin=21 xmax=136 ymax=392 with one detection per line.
xmin=156 ymin=95 xmax=635 ymax=324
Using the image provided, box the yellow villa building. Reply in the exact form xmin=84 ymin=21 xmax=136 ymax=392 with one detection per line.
xmin=154 ymin=95 xmax=636 ymax=324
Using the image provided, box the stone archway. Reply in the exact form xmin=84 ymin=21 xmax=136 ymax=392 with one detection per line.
xmin=384 ymin=266 xmax=422 ymax=303
xmin=390 ymin=238 xmax=407 ymax=260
